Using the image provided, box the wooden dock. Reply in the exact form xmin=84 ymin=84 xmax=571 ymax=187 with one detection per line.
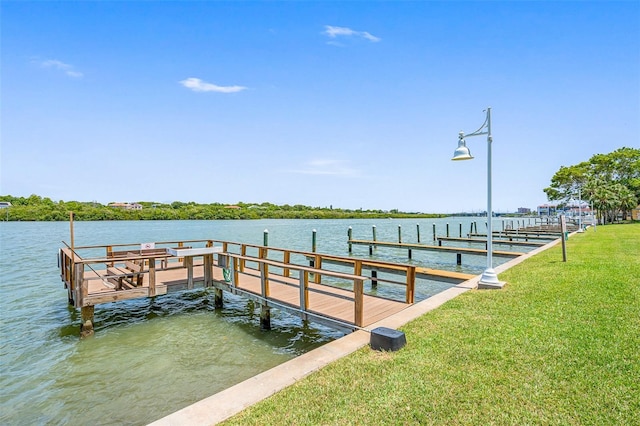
xmin=436 ymin=237 xmax=546 ymax=248
xmin=468 ymin=233 xmax=559 ymax=241
xmin=59 ymin=239 xmax=476 ymax=336
xmin=348 ymin=239 xmax=526 ymax=260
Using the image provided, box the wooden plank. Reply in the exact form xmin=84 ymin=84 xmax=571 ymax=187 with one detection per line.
xmin=415 ymin=267 xmax=475 ymax=281
xmin=84 ymin=288 xmax=149 ymax=305
xmin=469 ymin=233 xmax=558 ymax=241
xmin=349 ymin=239 xmax=524 ymax=257
xmin=437 ymin=236 xmax=545 ymax=247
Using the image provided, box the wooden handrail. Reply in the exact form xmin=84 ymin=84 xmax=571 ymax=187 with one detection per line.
xmin=226 ymin=253 xmax=367 ymax=282
xmin=227 ymin=252 xmax=369 ymax=326
xmin=62 ymin=239 xmax=419 ymax=313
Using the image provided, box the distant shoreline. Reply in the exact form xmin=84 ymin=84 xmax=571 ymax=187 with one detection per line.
xmin=0 ymin=195 xmax=538 ymax=222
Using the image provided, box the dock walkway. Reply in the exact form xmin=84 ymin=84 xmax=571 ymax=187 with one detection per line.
xmin=59 ymin=239 xmax=476 ymax=335
xmin=348 ymin=239 xmax=525 ymax=264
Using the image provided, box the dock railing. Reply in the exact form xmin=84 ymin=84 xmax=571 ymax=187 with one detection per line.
xmin=59 ymin=239 xmax=418 ymax=325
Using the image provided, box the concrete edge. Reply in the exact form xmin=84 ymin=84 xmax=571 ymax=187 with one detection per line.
xmin=149 ymin=236 xmax=565 ymax=426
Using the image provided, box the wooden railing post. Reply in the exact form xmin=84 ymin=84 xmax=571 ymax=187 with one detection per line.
xmin=77 ymin=262 xmax=86 ymax=308
xmin=232 ymin=256 xmax=239 ymax=287
xmin=106 ymin=246 xmax=113 ymax=266
xmin=283 ymin=250 xmax=291 ymax=277
xmin=203 ymin=254 xmax=212 ymax=287
xmin=260 ymin=260 xmax=270 ymax=297
xmin=240 ymin=245 xmax=246 ymax=272
xmin=406 ymin=266 xmax=416 ymax=304
xmin=299 ymin=270 xmax=309 ymax=320
xmin=354 ymin=259 xmax=363 ymax=277
xmin=148 ymin=258 xmax=156 ymax=297
xmin=176 ymin=241 xmax=185 ymax=264
xmin=186 ymin=256 xmax=194 ymax=289
xmin=259 ymin=246 xmax=269 ymax=295
xmin=354 ymin=278 xmax=364 ymax=327
xmin=314 ymin=255 xmax=322 ymax=284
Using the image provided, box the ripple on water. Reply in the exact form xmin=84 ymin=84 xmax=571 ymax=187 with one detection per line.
xmin=1 ymin=219 xmax=531 ymax=425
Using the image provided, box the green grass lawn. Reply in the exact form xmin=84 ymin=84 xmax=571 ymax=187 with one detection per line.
xmin=223 ymin=223 xmax=640 ymax=425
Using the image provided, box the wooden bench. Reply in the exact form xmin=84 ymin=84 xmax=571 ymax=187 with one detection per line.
xmin=106 ymin=257 xmax=144 ymax=290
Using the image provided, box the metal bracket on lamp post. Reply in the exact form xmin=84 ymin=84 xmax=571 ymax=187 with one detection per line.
xmin=452 ymin=107 xmax=505 ymax=289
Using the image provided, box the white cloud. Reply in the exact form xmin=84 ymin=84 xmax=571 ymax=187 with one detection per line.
xmin=179 ymin=77 xmax=247 ymax=93
xmin=287 ymin=159 xmax=361 ymax=177
xmin=39 ymin=59 xmax=83 ymax=78
xmin=323 ymin=25 xmax=381 ymax=43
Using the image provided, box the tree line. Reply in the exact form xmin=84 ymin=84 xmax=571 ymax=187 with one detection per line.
xmin=544 ymin=147 xmax=639 ymax=224
xmin=0 ymin=196 xmax=445 ymax=221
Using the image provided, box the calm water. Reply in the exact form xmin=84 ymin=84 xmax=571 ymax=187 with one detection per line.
xmin=0 ymin=218 xmax=533 ymax=425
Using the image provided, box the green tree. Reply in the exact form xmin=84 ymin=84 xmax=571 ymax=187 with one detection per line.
xmin=545 ymin=147 xmax=640 ymax=224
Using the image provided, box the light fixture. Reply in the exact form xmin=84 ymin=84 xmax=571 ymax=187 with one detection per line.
xmin=452 ymin=132 xmax=474 ymax=161
xmin=451 ymin=107 xmax=504 ymax=288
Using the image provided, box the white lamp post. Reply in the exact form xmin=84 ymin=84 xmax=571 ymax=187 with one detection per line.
xmin=577 ymin=187 xmax=584 ymax=232
xmin=452 ymin=107 xmax=504 ymax=288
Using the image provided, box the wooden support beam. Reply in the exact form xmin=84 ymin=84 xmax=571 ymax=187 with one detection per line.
xmin=260 ymin=303 xmax=271 ymax=330
xmin=240 ymin=245 xmax=247 ymax=272
xmin=149 ymin=258 xmax=156 ymax=297
xmin=283 ymin=251 xmax=291 ymax=277
xmin=77 ymin=263 xmax=86 ymax=309
xmin=260 ymin=262 xmax=270 ymax=297
xmin=186 ymin=256 xmax=194 ymax=290
xmin=354 ymin=279 xmax=364 ymax=327
xmin=203 ymin=254 xmax=212 ymax=287
xmin=299 ymin=271 xmax=309 ymax=321
xmin=314 ymin=255 xmax=322 ymax=284
xmin=214 ymin=288 xmax=223 ymax=308
xmin=80 ymin=305 xmax=94 ymax=338
xmin=406 ymin=266 xmax=416 ymax=304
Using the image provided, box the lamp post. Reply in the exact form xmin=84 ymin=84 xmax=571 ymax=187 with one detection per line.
xmin=577 ymin=187 xmax=584 ymax=232
xmin=451 ymin=107 xmax=503 ymax=288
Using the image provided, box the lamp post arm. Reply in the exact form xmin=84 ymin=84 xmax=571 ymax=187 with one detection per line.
xmin=461 ymin=108 xmax=491 ymax=138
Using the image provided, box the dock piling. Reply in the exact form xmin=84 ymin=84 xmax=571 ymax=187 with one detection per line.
xmin=416 ymin=224 xmax=420 ymax=243
xmin=348 ymin=227 xmax=353 ymax=253
xmin=214 ymin=288 xmax=223 ymax=308
xmin=311 ymin=229 xmax=317 ymax=253
xmin=260 ymin=303 xmax=271 ymax=330
xmin=310 ymin=230 xmax=317 ymax=267
xmin=80 ymin=305 xmax=94 ymax=338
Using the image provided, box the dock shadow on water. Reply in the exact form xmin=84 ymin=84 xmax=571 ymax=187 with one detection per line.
xmin=21 ymin=290 xmax=343 ymax=425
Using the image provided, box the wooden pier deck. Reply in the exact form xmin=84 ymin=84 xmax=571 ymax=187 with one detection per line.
xmin=436 ymin=236 xmax=546 ymax=248
xmin=59 ymin=239 xmax=477 ymax=335
xmin=348 ymin=239 xmax=526 ymax=258
xmin=468 ymin=233 xmax=559 ymax=241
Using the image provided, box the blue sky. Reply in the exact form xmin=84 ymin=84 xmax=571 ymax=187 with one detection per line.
xmin=2 ymin=1 xmax=639 ymax=213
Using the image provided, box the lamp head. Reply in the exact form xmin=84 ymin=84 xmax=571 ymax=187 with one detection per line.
xmin=452 ymin=132 xmax=474 ymax=161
